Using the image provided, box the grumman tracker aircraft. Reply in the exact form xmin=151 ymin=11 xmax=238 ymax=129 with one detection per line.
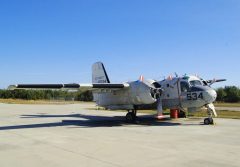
xmin=8 ymin=62 xmax=226 ymax=125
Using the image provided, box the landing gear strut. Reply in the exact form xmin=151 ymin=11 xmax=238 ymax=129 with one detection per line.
xmin=126 ymin=109 xmax=137 ymax=123
xmin=178 ymin=110 xmax=186 ymax=118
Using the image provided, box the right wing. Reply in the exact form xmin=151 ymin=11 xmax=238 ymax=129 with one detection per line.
xmin=8 ymin=83 xmax=129 ymax=91
xmin=206 ymin=79 xmax=227 ymax=85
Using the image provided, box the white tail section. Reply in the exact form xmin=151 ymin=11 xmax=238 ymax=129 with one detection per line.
xmin=92 ymin=62 xmax=110 ymax=83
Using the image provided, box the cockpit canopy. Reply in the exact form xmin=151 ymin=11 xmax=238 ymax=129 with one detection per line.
xmin=180 ymin=76 xmax=208 ymax=92
xmin=189 ymin=80 xmax=202 ymax=86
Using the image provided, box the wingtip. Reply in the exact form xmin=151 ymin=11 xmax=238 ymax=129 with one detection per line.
xmin=8 ymin=85 xmax=17 ymax=90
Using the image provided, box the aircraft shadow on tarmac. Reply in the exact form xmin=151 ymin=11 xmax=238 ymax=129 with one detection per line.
xmin=0 ymin=113 xmax=203 ymax=131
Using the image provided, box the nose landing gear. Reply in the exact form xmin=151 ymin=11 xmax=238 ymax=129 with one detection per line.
xmin=204 ymin=117 xmax=214 ymax=125
xmin=204 ymin=103 xmax=217 ymax=125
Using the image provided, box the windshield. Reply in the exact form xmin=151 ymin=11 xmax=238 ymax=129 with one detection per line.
xmin=190 ymin=80 xmax=202 ymax=86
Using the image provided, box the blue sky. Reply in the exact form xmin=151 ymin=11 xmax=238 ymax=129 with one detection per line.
xmin=0 ymin=0 xmax=239 ymax=88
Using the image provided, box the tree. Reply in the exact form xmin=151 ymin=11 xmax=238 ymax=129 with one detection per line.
xmin=216 ymin=88 xmax=227 ymax=102
xmin=224 ymin=86 xmax=240 ymax=103
xmin=75 ymin=91 xmax=93 ymax=101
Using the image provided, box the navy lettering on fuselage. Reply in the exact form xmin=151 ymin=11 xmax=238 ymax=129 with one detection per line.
xmin=187 ymin=92 xmax=203 ymax=100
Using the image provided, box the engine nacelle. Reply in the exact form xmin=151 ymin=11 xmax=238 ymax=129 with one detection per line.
xmin=128 ymin=81 xmax=157 ymax=105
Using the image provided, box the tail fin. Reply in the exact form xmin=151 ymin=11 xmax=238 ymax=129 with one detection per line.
xmin=92 ymin=62 xmax=110 ymax=83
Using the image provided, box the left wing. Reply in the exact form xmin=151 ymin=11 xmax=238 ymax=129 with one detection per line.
xmin=8 ymin=83 xmax=129 ymax=91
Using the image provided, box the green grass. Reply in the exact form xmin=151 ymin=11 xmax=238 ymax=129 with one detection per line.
xmin=0 ymin=98 xmax=89 ymax=105
xmin=138 ymin=109 xmax=240 ymax=119
xmin=214 ymin=102 xmax=240 ymax=107
xmin=188 ymin=110 xmax=240 ymax=119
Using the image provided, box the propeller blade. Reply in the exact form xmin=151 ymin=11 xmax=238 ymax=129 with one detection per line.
xmin=167 ymin=75 xmax=173 ymax=80
xmin=139 ymin=75 xmax=144 ymax=82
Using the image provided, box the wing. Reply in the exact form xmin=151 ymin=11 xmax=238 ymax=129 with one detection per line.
xmin=206 ymin=79 xmax=227 ymax=85
xmin=8 ymin=83 xmax=129 ymax=91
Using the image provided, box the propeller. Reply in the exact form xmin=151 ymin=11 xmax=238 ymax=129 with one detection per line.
xmin=141 ymin=77 xmax=162 ymax=100
xmin=167 ymin=75 xmax=173 ymax=80
xmin=148 ymin=81 xmax=164 ymax=119
xmin=138 ymin=77 xmax=164 ymax=118
xmin=139 ymin=75 xmax=144 ymax=82
xmin=150 ymin=87 xmax=162 ymax=99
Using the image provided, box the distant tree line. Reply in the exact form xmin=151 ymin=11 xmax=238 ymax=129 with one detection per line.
xmin=0 ymin=89 xmax=93 ymax=101
xmin=0 ymin=86 xmax=239 ymax=103
xmin=216 ymin=86 xmax=240 ymax=103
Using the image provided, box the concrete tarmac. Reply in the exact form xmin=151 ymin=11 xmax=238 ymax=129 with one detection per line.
xmin=0 ymin=103 xmax=239 ymax=167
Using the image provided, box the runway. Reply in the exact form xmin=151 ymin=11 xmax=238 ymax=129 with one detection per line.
xmin=0 ymin=103 xmax=239 ymax=167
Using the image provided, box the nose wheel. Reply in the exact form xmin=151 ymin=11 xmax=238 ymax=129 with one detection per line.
xmin=126 ymin=110 xmax=137 ymax=123
xmin=204 ymin=118 xmax=214 ymax=125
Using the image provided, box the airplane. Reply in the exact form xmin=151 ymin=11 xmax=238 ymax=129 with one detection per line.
xmin=8 ymin=62 xmax=226 ymax=125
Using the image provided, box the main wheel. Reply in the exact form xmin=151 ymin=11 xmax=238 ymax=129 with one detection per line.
xmin=126 ymin=112 xmax=135 ymax=123
xmin=178 ymin=111 xmax=186 ymax=118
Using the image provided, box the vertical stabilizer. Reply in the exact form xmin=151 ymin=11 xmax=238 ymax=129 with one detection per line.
xmin=92 ymin=62 xmax=110 ymax=83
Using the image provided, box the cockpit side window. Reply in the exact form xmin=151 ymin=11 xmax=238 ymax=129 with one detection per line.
xmin=180 ymin=82 xmax=190 ymax=92
xmin=190 ymin=80 xmax=202 ymax=86
xmin=202 ymin=80 xmax=208 ymax=86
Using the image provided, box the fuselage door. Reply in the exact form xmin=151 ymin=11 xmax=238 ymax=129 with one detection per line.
xmin=179 ymin=81 xmax=190 ymax=107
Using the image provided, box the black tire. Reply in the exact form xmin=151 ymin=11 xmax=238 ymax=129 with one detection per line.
xmin=178 ymin=111 xmax=186 ymax=118
xmin=209 ymin=118 xmax=214 ymax=125
xmin=204 ymin=118 xmax=210 ymax=125
xmin=126 ymin=112 xmax=133 ymax=123
xmin=204 ymin=118 xmax=214 ymax=125
xmin=126 ymin=112 xmax=137 ymax=123
xmin=131 ymin=112 xmax=137 ymax=120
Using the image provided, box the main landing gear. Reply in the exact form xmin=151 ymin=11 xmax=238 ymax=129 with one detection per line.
xmin=178 ymin=110 xmax=187 ymax=118
xmin=126 ymin=109 xmax=137 ymax=123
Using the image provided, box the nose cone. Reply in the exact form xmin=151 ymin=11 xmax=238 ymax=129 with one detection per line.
xmin=205 ymin=89 xmax=217 ymax=103
xmin=190 ymin=86 xmax=217 ymax=104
